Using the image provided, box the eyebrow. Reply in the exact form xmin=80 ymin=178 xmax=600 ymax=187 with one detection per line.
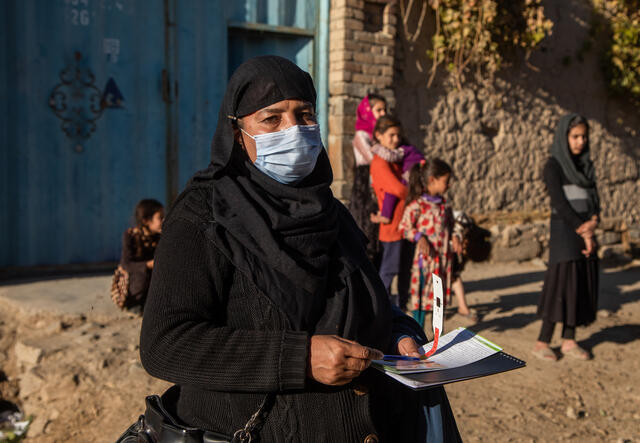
xmin=258 ymin=102 xmax=314 ymax=115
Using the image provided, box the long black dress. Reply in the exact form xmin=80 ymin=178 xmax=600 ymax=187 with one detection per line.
xmin=537 ymin=158 xmax=599 ymax=327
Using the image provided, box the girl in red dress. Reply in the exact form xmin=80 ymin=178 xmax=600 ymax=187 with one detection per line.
xmin=398 ymin=159 xmax=462 ymax=327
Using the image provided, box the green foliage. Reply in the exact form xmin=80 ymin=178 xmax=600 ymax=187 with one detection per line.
xmin=424 ymin=0 xmax=553 ymax=88
xmin=593 ymin=0 xmax=640 ymax=102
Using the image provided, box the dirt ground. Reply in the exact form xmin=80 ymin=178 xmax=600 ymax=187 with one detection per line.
xmin=0 ymin=259 xmax=638 ymax=442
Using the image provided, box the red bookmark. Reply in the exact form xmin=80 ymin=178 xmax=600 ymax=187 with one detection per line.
xmin=422 ymin=327 xmax=440 ymax=359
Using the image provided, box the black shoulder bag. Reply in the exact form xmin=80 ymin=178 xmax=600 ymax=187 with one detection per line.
xmin=116 ymin=387 xmax=274 ymax=443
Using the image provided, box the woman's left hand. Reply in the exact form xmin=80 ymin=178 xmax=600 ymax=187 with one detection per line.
xmin=397 ymin=336 xmax=421 ymax=358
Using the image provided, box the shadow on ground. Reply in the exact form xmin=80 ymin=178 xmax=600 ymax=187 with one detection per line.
xmin=458 ymin=264 xmax=640 ymax=335
xmin=580 ymin=324 xmax=640 ymax=351
xmin=465 ymin=271 xmax=545 ymax=293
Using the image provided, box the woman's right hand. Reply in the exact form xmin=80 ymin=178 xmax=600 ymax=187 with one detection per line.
xmin=146 ymin=259 xmax=154 ymax=269
xmin=307 ymin=335 xmax=383 ymax=386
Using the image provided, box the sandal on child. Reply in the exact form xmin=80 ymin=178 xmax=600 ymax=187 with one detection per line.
xmin=561 ymin=345 xmax=590 ymax=361
xmin=531 ymin=346 xmax=557 ymax=361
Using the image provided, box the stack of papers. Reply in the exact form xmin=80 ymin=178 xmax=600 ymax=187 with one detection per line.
xmin=373 ymin=327 xmax=524 ymax=389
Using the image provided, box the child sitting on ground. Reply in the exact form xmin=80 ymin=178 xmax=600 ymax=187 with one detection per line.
xmin=111 ymin=199 xmax=164 ymax=313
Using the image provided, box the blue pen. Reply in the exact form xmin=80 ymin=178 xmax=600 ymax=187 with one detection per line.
xmin=382 ymin=355 xmax=421 ymax=361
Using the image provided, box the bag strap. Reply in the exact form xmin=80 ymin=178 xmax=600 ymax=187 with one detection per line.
xmin=231 ymin=393 xmax=275 ymax=443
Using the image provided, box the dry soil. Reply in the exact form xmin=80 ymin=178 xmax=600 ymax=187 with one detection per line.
xmin=0 ymin=260 xmax=638 ymax=442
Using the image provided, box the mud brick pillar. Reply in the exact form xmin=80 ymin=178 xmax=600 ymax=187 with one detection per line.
xmin=328 ymin=0 xmax=397 ymax=201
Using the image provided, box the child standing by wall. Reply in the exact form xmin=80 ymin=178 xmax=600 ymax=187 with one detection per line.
xmin=111 ymin=199 xmax=164 ymax=313
xmin=369 ymin=115 xmax=418 ymax=306
xmin=349 ymin=93 xmax=387 ymax=265
xmin=533 ymin=114 xmax=599 ymax=361
xmin=398 ymin=159 xmax=465 ymax=327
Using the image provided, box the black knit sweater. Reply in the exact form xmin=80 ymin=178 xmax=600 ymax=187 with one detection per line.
xmin=544 ymin=157 xmax=599 ymax=264
xmin=139 ymin=186 xmax=457 ymax=442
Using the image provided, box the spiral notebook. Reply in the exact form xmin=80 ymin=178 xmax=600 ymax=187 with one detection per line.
xmin=373 ymin=327 xmax=526 ymax=390
xmin=380 ymin=350 xmax=526 ymax=390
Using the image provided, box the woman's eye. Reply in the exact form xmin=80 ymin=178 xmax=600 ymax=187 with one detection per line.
xmin=262 ymin=116 xmax=279 ymax=124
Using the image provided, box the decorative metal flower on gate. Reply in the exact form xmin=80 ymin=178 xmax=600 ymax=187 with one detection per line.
xmin=49 ymin=51 xmax=104 ymax=150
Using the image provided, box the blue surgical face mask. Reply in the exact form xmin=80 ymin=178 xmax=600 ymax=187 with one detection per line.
xmin=241 ymin=124 xmax=323 ymax=184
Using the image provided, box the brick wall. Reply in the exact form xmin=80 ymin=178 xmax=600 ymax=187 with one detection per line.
xmin=328 ymin=0 xmax=397 ymax=200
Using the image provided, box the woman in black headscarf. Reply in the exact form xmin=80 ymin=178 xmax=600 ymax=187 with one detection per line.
xmin=137 ymin=56 xmax=461 ymax=442
xmin=533 ymin=114 xmax=599 ymax=362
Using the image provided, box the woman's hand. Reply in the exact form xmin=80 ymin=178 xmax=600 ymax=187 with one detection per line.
xmin=308 ymin=335 xmax=383 ymax=386
xmin=397 ymin=336 xmax=421 ymax=358
xmin=417 ymin=236 xmax=429 ymax=256
xmin=370 ymin=212 xmax=390 ymax=224
xmin=146 ymin=259 xmax=154 ymax=269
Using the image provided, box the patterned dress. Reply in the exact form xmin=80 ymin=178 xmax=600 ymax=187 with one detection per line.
xmin=398 ymin=195 xmax=454 ymax=311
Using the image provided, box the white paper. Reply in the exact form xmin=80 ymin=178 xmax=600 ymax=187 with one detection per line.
xmin=373 ymin=328 xmax=502 ymax=374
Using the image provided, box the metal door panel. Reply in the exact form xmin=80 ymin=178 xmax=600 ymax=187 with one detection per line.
xmin=1 ymin=0 xmax=328 ymax=268
xmin=174 ymin=0 xmax=228 ymax=189
xmin=230 ymin=0 xmax=315 ymax=29
xmin=227 ymin=31 xmax=314 ymax=80
xmin=2 ymin=0 xmax=166 ymax=267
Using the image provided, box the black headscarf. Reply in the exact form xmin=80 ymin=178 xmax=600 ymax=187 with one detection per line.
xmin=550 ymin=113 xmax=599 ymax=212
xmin=551 ymin=113 xmax=596 ymax=188
xmin=183 ymin=56 xmax=391 ymax=342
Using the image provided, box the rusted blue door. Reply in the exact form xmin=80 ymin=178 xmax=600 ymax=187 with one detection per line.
xmin=2 ymin=0 xmax=169 ymax=267
xmin=0 ymin=0 xmax=327 ymax=268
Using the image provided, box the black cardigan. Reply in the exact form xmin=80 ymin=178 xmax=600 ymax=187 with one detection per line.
xmin=139 ymin=186 xmax=454 ymax=442
xmin=543 ymin=157 xmax=599 ymax=264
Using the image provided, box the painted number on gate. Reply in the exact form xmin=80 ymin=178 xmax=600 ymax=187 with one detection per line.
xmin=66 ymin=0 xmax=90 ymax=26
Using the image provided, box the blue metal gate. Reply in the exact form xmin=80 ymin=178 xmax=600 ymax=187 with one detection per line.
xmin=0 ymin=0 xmax=328 ymax=268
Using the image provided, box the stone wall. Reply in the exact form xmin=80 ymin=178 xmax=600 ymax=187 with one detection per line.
xmin=327 ymin=0 xmax=640 ymax=262
xmin=483 ymin=215 xmax=638 ymax=263
xmin=328 ymin=0 xmax=397 ymax=199
xmin=394 ymin=0 xmax=640 ymax=260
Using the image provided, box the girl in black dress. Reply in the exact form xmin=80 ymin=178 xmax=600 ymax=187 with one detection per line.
xmin=533 ymin=114 xmax=599 ymax=361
